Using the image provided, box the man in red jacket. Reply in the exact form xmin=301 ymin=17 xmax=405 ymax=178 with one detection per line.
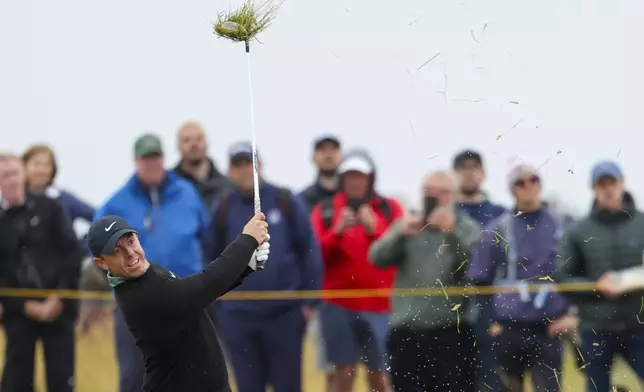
xmin=311 ymin=150 xmax=404 ymax=392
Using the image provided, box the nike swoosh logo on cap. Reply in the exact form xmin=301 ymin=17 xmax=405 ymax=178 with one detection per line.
xmin=105 ymin=222 xmax=117 ymax=231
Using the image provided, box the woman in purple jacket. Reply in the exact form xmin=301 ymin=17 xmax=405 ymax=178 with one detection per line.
xmin=467 ymin=163 xmax=578 ymax=392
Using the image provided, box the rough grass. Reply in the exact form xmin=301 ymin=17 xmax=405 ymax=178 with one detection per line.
xmin=0 ymin=315 xmax=640 ymax=392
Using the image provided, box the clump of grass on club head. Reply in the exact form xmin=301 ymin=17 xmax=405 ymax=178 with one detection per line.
xmin=213 ymin=0 xmax=280 ymax=43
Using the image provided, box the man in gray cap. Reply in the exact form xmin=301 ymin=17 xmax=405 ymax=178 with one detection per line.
xmin=555 ymin=161 xmax=644 ymax=391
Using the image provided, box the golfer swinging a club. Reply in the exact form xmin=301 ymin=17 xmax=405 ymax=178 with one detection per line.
xmin=87 ymin=212 xmax=270 ymax=392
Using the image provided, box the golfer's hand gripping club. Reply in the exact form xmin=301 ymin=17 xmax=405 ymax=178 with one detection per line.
xmin=243 ymin=212 xmax=270 ymax=270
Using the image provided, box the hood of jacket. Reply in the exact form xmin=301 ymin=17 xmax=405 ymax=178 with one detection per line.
xmin=338 ymin=149 xmax=378 ymax=195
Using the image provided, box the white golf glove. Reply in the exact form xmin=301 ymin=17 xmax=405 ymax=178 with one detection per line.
xmin=248 ymin=234 xmax=270 ymax=270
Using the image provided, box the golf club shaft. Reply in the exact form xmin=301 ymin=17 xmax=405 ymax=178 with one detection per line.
xmin=245 ymin=43 xmax=261 ymax=214
xmin=245 ymin=43 xmax=265 ymax=270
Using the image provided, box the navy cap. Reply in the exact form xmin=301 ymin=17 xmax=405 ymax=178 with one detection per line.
xmin=591 ymin=161 xmax=623 ymax=185
xmin=313 ymin=134 xmax=341 ymax=150
xmin=228 ymin=141 xmax=254 ymax=161
xmin=88 ymin=216 xmax=138 ymax=257
xmin=453 ymin=149 xmax=483 ymax=169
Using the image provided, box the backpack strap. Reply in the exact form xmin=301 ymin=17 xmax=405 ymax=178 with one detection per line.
xmin=275 ymin=187 xmax=311 ymax=259
xmin=376 ymin=196 xmax=392 ymax=223
xmin=213 ymin=193 xmax=232 ymax=258
xmin=321 ymin=197 xmax=335 ymax=229
xmin=275 ymin=187 xmax=293 ymax=220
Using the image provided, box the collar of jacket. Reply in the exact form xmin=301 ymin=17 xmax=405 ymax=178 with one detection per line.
xmin=107 ymin=272 xmax=126 ymax=288
xmin=128 ymin=170 xmax=181 ymax=201
xmin=174 ymin=157 xmax=222 ymax=184
xmin=0 ymin=195 xmax=28 ymax=211
xmin=591 ymin=191 xmax=636 ymax=223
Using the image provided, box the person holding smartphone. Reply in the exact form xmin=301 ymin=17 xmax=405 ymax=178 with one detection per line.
xmin=369 ymin=170 xmax=480 ymax=392
xmin=310 ymin=150 xmax=404 ymax=392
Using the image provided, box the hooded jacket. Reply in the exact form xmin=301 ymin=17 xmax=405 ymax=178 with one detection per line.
xmin=310 ymin=151 xmax=404 ymax=312
xmin=469 ymin=206 xmax=570 ymax=323
xmin=554 ymin=192 xmax=644 ymax=330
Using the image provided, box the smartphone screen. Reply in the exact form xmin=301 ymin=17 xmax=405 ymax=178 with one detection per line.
xmin=347 ymin=198 xmax=364 ymax=212
xmin=423 ymin=196 xmax=439 ymax=218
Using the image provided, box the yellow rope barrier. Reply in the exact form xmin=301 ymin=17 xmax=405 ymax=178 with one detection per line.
xmin=0 ymin=281 xmax=600 ymax=301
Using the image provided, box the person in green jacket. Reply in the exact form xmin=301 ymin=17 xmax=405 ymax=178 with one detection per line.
xmin=554 ymin=161 xmax=644 ymax=392
xmin=369 ymin=170 xmax=480 ymax=392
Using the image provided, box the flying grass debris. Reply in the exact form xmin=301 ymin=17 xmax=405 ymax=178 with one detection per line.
xmin=417 ymin=52 xmax=440 ymax=71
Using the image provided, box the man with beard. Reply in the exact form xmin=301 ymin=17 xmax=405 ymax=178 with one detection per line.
xmin=452 ymin=149 xmax=505 ymax=390
xmin=453 ymin=150 xmax=505 ymax=227
xmin=300 ymin=135 xmax=342 ymax=212
xmin=173 ymin=121 xmax=231 ymax=208
xmin=299 ymin=134 xmax=342 ymax=391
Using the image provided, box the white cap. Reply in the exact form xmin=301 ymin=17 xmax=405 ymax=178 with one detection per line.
xmin=338 ymin=155 xmax=373 ymax=175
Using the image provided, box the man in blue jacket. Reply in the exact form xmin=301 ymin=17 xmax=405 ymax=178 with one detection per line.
xmin=211 ymin=141 xmax=323 ymax=392
xmin=94 ymin=133 xmax=211 ymax=392
xmin=452 ymin=149 xmax=505 ymax=390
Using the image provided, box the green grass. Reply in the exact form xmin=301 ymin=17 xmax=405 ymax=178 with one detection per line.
xmin=0 ymin=316 xmax=640 ymax=392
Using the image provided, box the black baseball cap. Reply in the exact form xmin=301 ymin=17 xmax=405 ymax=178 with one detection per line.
xmin=313 ymin=134 xmax=341 ymax=150
xmin=453 ymin=149 xmax=483 ymax=169
xmin=88 ymin=215 xmax=138 ymax=257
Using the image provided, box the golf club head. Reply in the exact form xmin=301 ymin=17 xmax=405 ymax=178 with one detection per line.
xmin=221 ymin=21 xmax=247 ymax=35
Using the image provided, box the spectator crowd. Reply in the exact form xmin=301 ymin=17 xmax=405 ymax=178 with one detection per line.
xmin=0 ymin=121 xmax=643 ymax=392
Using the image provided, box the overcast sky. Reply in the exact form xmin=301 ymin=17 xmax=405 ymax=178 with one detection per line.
xmin=1 ymin=0 xmax=642 ymax=214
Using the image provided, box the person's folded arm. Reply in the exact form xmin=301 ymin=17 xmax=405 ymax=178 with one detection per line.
xmin=0 ymin=297 xmax=27 ymax=315
xmin=127 ymin=234 xmax=259 ymax=317
xmin=62 ymin=190 xmax=95 ymax=223
xmin=369 ymin=220 xmax=407 ymax=268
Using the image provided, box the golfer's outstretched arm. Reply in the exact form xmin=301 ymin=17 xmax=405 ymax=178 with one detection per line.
xmin=137 ymin=234 xmax=258 ymax=316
